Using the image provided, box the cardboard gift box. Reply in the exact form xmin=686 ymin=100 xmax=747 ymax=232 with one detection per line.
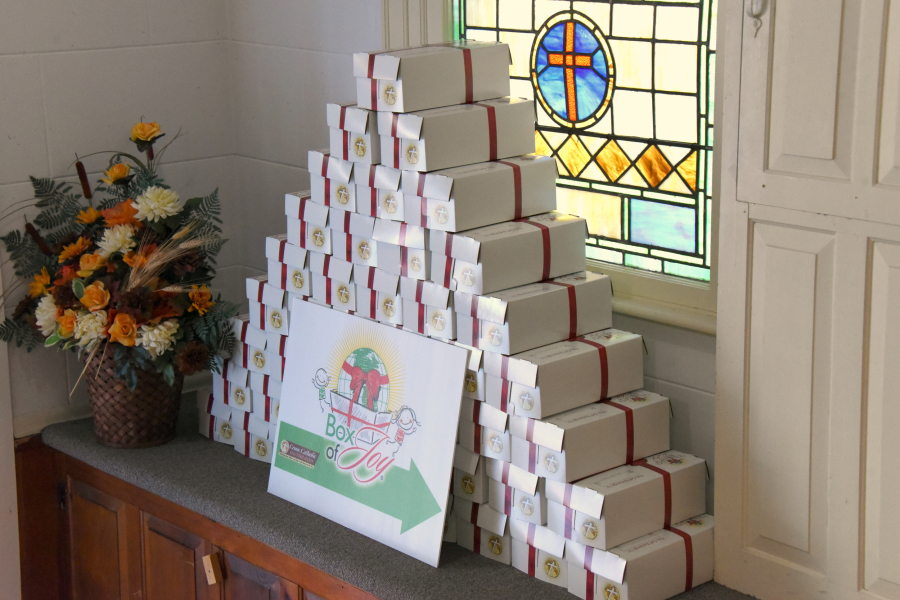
xmin=213 ymin=363 xmax=252 ymax=413
xmin=329 ymin=207 xmax=376 ymax=237
xmin=250 ymin=392 xmax=278 ymax=423
xmin=331 ymin=232 xmax=377 ymax=268
xmin=266 ymin=234 xmax=308 ymax=270
xmin=198 ymin=391 xmax=232 ymax=442
xmin=230 ymin=314 xmax=267 ymax=350
xmin=453 ymin=462 xmax=489 ymax=505
xmin=462 ymin=367 xmax=485 ymax=402
xmin=455 ymin=272 xmax=613 ymax=355
xmin=354 ymin=41 xmax=511 ymax=113
xmin=308 ymin=150 xmax=356 ymax=210
xmin=399 ymin=277 xmax=451 ymax=309
xmin=374 ymin=291 xmax=403 ymax=326
xmin=483 ymin=456 xmax=540 ymax=496
xmin=372 ymin=218 xmax=428 ymax=249
xmin=458 ymin=419 xmax=510 ymax=462
xmin=483 ymin=328 xmax=644 ymax=419
xmin=460 ymin=397 xmax=508 ymax=433
xmin=452 ymin=496 xmax=508 ymax=537
xmin=546 ymin=451 xmax=707 ymax=551
xmin=285 ymin=191 xmax=329 ymax=228
xmin=566 ymin=515 xmax=715 ymax=600
xmin=310 ymin=252 xmax=354 ymax=284
xmin=400 ymin=300 xmax=455 ymax=339
xmin=378 ymin=98 xmax=535 ymax=172
xmin=235 ymin=416 xmax=276 ymax=463
xmin=353 ymin=265 xmax=399 ymax=295
xmin=327 ymin=103 xmax=381 ymax=165
xmin=267 ymin=260 xmax=311 ymax=298
xmin=353 ymin=163 xmax=403 ymax=219
xmin=456 ymin=518 xmax=511 ymax=566
xmin=509 ymin=517 xmax=566 ymax=558
xmin=312 ymin=275 xmax=356 ymax=311
xmin=376 ymin=243 xmax=430 ymax=280
xmin=430 ymin=212 xmax=587 ymax=295
xmin=250 ymin=372 xmax=282 ymax=398
xmin=488 ymin=476 xmax=546 ymax=526
xmin=243 ymin=343 xmax=269 ymax=376
xmin=443 ymin=511 xmax=457 ymax=543
xmin=509 ymin=390 xmax=671 ymax=483
xmin=511 ymin=538 xmax=568 ymax=588
xmin=400 ymin=155 xmax=558 ymax=232
xmin=246 ymin=277 xmax=290 ymax=336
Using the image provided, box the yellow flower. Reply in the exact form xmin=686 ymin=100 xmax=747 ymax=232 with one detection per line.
xmin=77 ymin=253 xmax=107 ymax=278
xmin=28 ymin=267 xmax=51 ymax=298
xmin=130 ymin=122 xmax=161 ymax=142
xmin=58 ymin=237 xmax=92 ymax=263
xmin=189 ymin=285 xmax=214 ymax=315
xmin=107 ymin=313 xmax=137 ymax=346
xmin=75 ymin=207 xmax=102 ymax=225
xmin=80 ymin=281 xmax=110 ymax=313
xmin=56 ymin=309 xmax=78 ymax=339
xmin=102 ymin=163 xmax=131 ymax=185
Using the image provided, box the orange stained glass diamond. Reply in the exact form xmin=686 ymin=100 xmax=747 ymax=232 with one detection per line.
xmin=677 ymin=151 xmax=698 ymax=191
xmin=558 ymin=135 xmax=592 ymax=176
xmin=596 ymin=140 xmax=631 ymax=182
xmin=534 ymin=131 xmax=553 ymax=157
xmin=635 ymin=145 xmax=672 ymax=188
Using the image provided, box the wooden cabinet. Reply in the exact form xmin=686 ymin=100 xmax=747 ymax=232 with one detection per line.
xmin=220 ymin=552 xmax=299 ymax=600
xmin=142 ymin=513 xmax=218 ymax=600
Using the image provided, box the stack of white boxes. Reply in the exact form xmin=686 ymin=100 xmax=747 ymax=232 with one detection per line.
xmin=197 ymin=40 xmax=713 ymax=600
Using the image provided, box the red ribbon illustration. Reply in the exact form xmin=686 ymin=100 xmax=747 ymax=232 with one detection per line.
xmin=342 ymin=361 xmax=390 ymax=410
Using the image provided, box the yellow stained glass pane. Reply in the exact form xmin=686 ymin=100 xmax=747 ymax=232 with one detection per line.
xmin=537 ymin=106 xmax=557 ymax=128
xmin=608 ymin=40 xmax=652 ymax=90
xmin=596 ymin=141 xmax=631 ymax=182
xmin=558 ymin=136 xmax=592 ymax=177
xmin=586 ymin=111 xmax=612 ymax=135
xmin=510 ymin=79 xmax=534 ymax=101
xmin=500 ymin=31 xmax=535 ymax=78
xmin=555 ymin=157 xmax=568 ymax=176
xmin=612 ymin=4 xmax=654 ymax=38
xmin=580 ymin=161 xmax=609 ymax=183
xmin=677 ymin=151 xmax=698 ymax=190
xmin=636 ymin=146 xmax=672 ymax=188
xmin=499 ymin=0 xmax=532 ymax=30
xmin=557 ymin=187 xmax=621 ymax=239
xmin=581 ymin=136 xmax=607 ymax=154
xmin=655 ymin=6 xmax=700 ymax=42
xmin=618 ymin=166 xmax=648 ymax=188
xmin=466 ymin=28 xmax=498 ymax=42
xmin=654 ymin=43 xmax=697 ymax=94
xmin=534 ymin=131 xmax=553 ymax=157
xmin=612 ymin=90 xmax=654 ymax=138
xmin=658 ymin=171 xmax=692 ymax=195
xmin=466 ymin=0 xmax=496 ymax=27
xmin=658 ymin=145 xmax=691 ymax=166
xmin=542 ymin=130 xmax=569 ymax=150
xmin=534 ymin=0 xmax=562 ymax=29
xmin=655 ymin=93 xmax=698 ymax=143
xmin=617 ymin=140 xmax=648 ymax=162
xmin=573 ymin=1 xmax=611 ymax=32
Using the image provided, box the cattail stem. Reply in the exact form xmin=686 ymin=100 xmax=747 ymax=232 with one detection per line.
xmin=24 ymin=222 xmax=52 ymax=256
xmin=75 ymin=159 xmax=92 ymax=200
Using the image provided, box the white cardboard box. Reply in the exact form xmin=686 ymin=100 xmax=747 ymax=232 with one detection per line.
xmin=509 ymin=391 xmax=671 ymax=483
xmin=353 ymin=265 xmax=400 ymax=295
xmin=267 ymin=259 xmax=311 ymax=297
xmin=566 ymin=515 xmax=715 ymax=600
xmin=511 ymin=538 xmax=568 ymax=588
xmin=250 ymin=372 xmax=282 ymax=399
xmin=311 ymin=274 xmax=356 ymax=311
xmin=458 ymin=419 xmax=510 ymax=462
xmin=399 ymin=277 xmax=451 ymax=309
xmin=400 ymin=300 xmax=455 ymax=339
xmin=376 ymin=243 xmax=430 ymax=280
xmin=353 ymin=163 xmax=403 ymax=218
xmin=460 ymin=397 xmax=508 ymax=433
xmin=326 ymin=103 xmax=381 ymax=165
xmin=488 ymin=476 xmax=546 ymax=526
xmin=455 ymin=518 xmax=511 ymax=565
xmin=230 ymin=314 xmax=267 ymax=350
xmin=354 ymin=41 xmax=511 ymax=113
xmin=430 ymin=212 xmax=587 ymax=295
xmin=451 ymin=496 xmax=508 ymax=536
xmin=453 ymin=463 xmax=489 ymax=504
xmin=285 ymin=191 xmax=329 ymax=228
xmin=455 ymin=272 xmax=612 ymax=355
xmin=483 ymin=456 xmax=540 ymax=496
xmin=509 ymin=518 xmax=566 ymax=557
xmin=400 ymin=155 xmax=557 ymax=232
xmin=378 ymin=98 xmax=535 ymax=172
xmin=307 ymin=150 xmax=354 ymax=208
xmin=331 ymin=231 xmax=378 ymax=268
xmin=214 ymin=370 xmax=252 ymax=414
xmin=483 ymin=329 xmax=644 ymax=418
xmin=265 ymin=234 xmax=308 ymax=269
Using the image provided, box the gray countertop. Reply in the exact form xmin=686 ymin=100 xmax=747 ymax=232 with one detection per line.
xmin=42 ymin=394 xmax=750 ymax=600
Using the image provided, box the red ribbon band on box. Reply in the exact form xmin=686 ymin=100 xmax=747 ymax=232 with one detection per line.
xmin=634 ymin=459 xmax=672 ymax=527
xmin=497 ymin=160 xmax=523 ymax=219
xmin=500 ymin=378 xmax=510 ymax=413
xmin=472 ymin=399 xmax=481 ymax=425
xmin=666 ymin=526 xmax=695 ymax=592
xmin=342 ymin=130 xmax=349 ymax=160
xmin=470 ymin=502 xmax=479 ymax=524
xmin=472 ymin=103 xmax=498 ymax=161
xmin=527 ymin=523 xmax=536 ymax=546
xmin=548 ymin=281 xmax=578 ymax=339
xmin=417 ymin=302 xmax=425 ymax=334
xmin=504 ymin=482 xmax=513 ymax=515
xmin=501 ymin=461 xmax=510 ymax=485
xmin=572 ymin=337 xmax=609 ymax=400
xmin=473 ymin=524 xmax=481 ymax=555
xmin=473 ymin=422 xmax=482 ymax=455
xmin=528 ymin=545 xmax=537 ymax=577
xmin=515 ymin=218 xmax=552 ymax=280
xmin=606 ymin=400 xmax=634 ymax=465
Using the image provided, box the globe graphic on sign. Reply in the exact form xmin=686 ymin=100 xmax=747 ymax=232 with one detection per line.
xmin=531 ymin=11 xmax=615 ymax=128
xmin=337 ymin=347 xmax=391 ymax=412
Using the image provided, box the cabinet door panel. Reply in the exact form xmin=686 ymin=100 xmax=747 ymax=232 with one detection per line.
xmin=143 ymin=512 xmax=218 ymax=600
xmin=222 ymin=551 xmax=299 ymax=600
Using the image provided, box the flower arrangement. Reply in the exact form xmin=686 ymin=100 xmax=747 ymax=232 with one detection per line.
xmin=0 ymin=121 xmax=238 ymax=390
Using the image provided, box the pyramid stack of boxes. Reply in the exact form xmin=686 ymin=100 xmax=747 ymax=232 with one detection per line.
xmin=197 ymin=40 xmax=714 ymax=599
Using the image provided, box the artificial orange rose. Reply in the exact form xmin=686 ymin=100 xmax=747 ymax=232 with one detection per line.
xmin=58 ymin=237 xmax=92 ymax=263
xmin=80 ymin=281 xmax=110 ymax=312
xmin=77 ymin=253 xmax=107 ymax=277
xmin=188 ymin=285 xmax=214 ymax=315
xmin=54 ymin=265 xmax=78 ymax=286
xmin=75 ymin=207 xmax=102 ymax=225
xmin=130 ymin=122 xmax=161 ymax=142
xmin=101 ymin=199 xmax=140 ymax=227
xmin=56 ymin=309 xmax=78 ymax=339
xmin=107 ymin=313 xmax=137 ymax=346
xmin=122 ymin=243 xmax=157 ymax=270
xmin=28 ymin=267 xmax=51 ymax=298
xmin=102 ymin=163 xmax=131 ymax=185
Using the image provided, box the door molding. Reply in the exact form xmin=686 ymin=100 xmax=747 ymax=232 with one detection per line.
xmin=382 ymin=0 xmax=451 ymax=49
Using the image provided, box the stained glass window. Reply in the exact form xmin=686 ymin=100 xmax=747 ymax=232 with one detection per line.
xmin=454 ymin=0 xmax=717 ymax=282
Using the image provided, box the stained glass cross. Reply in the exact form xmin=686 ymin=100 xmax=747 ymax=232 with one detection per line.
xmin=547 ymin=21 xmax=595 ymax=122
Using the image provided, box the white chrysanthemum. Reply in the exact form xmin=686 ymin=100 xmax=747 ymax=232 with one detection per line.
xmin=74 ymin=310 xmax=108 ymax=347
xmin=34 ymin=295 xmax=58 ymax=337
xmin=136 ymin=319 xmax=179 ymax=359
xmin=132 ymin=186 xmax=182 ymax=222
xmin=97 ymin=224 xmax=136 ymax=258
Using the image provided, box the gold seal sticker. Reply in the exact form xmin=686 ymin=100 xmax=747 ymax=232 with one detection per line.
xmin=488 ymin=434 xmax=504 ymax=453
xmin=291 ymin=270 xmax=305 ymax=290
xmin=434 ymin=204 xmax=450 ymax=224
xmin=311 ymin=228 xmax=326 ymax=247
xmin=410 ymin=256 xmax=422 ymax=272
xmin=488 ymin=328 xmax=503 ymax=347
xmin=465 ymin=372 xmax=478 ymax=393
xmin=461 ymin=475 xmax=476 ymax=495
xmin=519 ymin=497 xmax=535 ymax=516
xmin=406 ymin=145 xmax=420 ymax=164
xmin=336 ymin=185 xmax=350 ymax=205
xmin=357 ymin=240 xmax=372 ymax=260
xmin=220 ymin=421 xmax=233 ymax=440
xmin=280 ymin=440 xmax=289 ymax=454
xmin=382 ymin=194 xmax=398 ymax=213
xmin=604 ymin=584 xmax=621 ymax=600
xmin=544 ymin=454 xmax=559 ymax=473
xmin=353 ymin=137 xmax=367 ymax=157
xmin=582 ymin=520 xmax=599 ymax=540
xmin=382 ymin=297 xmax=396 ymax=317
xmin=488 ymin=536 xmax=503 ymax=555
xmin=461 ymin=268 xmax=477 ymax=287
xmin=383 ymin=85 xmax=397 ymax=105
xmin=233 ymin=387 xmax=246 ymax=406
xmin=253 ymin=351 xmax=266 ymax=369
xmin=255 ymin=439 xmax=268 ymax=457
xmin=430 ymin=311 xmax=445 ymax=331
xmin=270 ymin=311 xmax=283 ymax=329
xmin=519 ymin=392 xmax=535 ymax=411
xmin=336 ymin=284 xmax=351 ymax=304
xmin=544 ymin=558 xmax=561 ymax=579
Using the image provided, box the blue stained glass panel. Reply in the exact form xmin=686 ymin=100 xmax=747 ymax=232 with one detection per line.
xmin=543 ymin=23 xmax=565 ymax=50
xmin=537 ymin=67 xmax=568 ymax=119
xmin=574 ymin=68 xmax=607 ymax=116
xmin=536 ymin=47 xmax=548 ymax=72
xmin=574 ymin=23 xmax=599 ymax=54
xmin=591 ymin=49 xmax=608 ymax=78
xmin=630 ymin=200 xmax=696 ymax=253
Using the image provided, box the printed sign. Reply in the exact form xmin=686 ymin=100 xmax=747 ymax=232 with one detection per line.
xmin=268 ymin=300 xmax=469 ymax=566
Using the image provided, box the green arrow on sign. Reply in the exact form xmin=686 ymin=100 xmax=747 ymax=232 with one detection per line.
xmin=274 ymin=421 xmax=441 ymax=533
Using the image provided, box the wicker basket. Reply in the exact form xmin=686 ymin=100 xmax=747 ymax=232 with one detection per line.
xmin=85 ymin=344 xmax=185 ymax=448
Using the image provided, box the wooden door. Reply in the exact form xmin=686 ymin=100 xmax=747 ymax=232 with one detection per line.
xmin=220 ymin=550 xmax=300 ymax=600
xmin=66 ymin=478 xmax=141 ymax=600
xmin=142 ymin=512 xmax=220 ymax=600
xmin=715 ymin=0 xmax=900 ymax=598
